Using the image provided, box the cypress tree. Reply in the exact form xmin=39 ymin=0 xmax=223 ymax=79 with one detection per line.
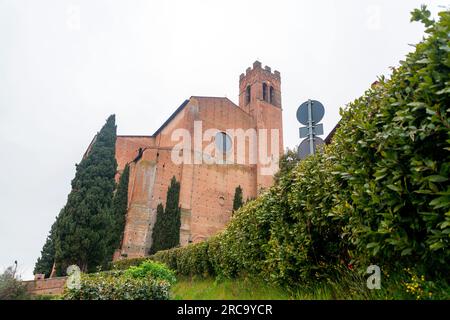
xmin=232 ymin=185 xmax=243 ymax=213
xmin=165 ymin=176 xmax=181 ymax=248
xmin=149 ymin=203 xmax=166 ymax=254
xmin=53 ymin=115 xmax=117 ymax=273
xmin=107 ymin=163 xmax=130 ymax=256
xmin=34 ymin=217 xmax=58 ymax=278
xmin=149 ymin=176 xmax=181 ymax=254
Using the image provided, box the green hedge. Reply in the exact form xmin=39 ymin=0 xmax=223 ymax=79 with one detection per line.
xmin=151 ymin=241 xmax=213 ymax=277
xmin=331 ymin=8 xmax=450 ymax=271
xmin=145 ymin=7 xmax=450 ymax=288
xmin=111 ymin=257 xmax=149 ymax=270
xmin=63 ymin=270 xmax=171 ymax=300
xmin=151 ymin=152 xmax=345 ymax=286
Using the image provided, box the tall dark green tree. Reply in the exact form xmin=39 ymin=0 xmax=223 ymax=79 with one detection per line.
xmin=53 ymin=115 xmax=118 ymax=273
xmin=107 ymin=164 xmax=130 ymax=257
xmin=165 ymin=176 xmax=181 ymax=248
xmin=149 ymin=203 xmax=166 ymax=255
xmin=34 ymin=216 xmax=58 ymax=278
xmin=232 ymin=185 xmax=243 ymax=213
xmin=149 ymin=176 xmax=181 ymax=254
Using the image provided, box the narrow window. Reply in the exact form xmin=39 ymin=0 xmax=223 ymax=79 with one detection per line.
xmin=216 ymin=132 xmax=232 ymax=153
xmin=262 ymin=83 xmax=267 ymax=101
xmin=245 ymin=85 xmax=251 ymax=105
xmin=270 ymin=86 xmax=275 ymax=104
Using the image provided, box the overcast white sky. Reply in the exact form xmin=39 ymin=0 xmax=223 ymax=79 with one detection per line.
xmin=0 ymin=0 xmax=448 ymax=280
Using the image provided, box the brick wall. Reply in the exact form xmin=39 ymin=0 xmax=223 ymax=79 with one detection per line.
xmin=23 ymin=277 xmax=67 ymax=296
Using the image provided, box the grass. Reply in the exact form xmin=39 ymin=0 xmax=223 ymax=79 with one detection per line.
xmin=170 ymin=276 xmax=367 ymax=300
xmin=171 ymin=277 xmax=294 ymax=300
xmin=171 ymin=269 xmax=450 ymax=300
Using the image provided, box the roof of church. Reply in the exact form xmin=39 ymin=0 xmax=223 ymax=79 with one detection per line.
xmin=152 ymin=99 xmax=190 ymax=137
xmin=190 ymin=96 xmax=238 ymax=107
xmin=151 ymin=96 xmax=242 ymax=137
xmin=117 ymin=96 xmax=243 ymax=139
xmin=117 ymin=135 xmax=153 ymax=138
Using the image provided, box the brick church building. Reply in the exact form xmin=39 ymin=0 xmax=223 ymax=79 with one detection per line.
xmin=90 ymin=61 xmax=284 ymax=260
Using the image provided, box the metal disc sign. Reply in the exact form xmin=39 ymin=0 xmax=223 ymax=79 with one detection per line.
xmin=296 ymin=100 xmax=325 ymax=125
xmin=297 ymin=137 xmax=325 ymax=159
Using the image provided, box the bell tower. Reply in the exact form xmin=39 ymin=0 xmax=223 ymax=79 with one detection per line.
xmin=239 ymin=60 xmax=281 ymax=111
xmin=238 ymin=61 xmax=284 ymax=191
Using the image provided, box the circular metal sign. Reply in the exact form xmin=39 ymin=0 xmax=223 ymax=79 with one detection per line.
xmin=296 ymin=100 xmax=325 ymax=125
xmin=297 ymin=137 xmax=325 ymax=159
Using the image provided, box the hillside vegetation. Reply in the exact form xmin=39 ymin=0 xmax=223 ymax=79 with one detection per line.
xmin=145 ymin=7 xmax=449 ymax=297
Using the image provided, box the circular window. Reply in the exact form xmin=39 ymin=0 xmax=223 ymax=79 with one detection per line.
xmin=215 ymin=132 xmax=232 ymax=153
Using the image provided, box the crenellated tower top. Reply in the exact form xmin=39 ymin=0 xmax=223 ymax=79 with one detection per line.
xmin=238 ymin=61 xmax=281 ymax=110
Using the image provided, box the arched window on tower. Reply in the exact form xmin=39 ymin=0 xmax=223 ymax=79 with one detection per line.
xmin=270 ymin=86 xmax=275 ymax=104
xmin=262 ymin=83 xmax=267 ymax=101
xmin=245 ymin=85 xmax=251 ymax=105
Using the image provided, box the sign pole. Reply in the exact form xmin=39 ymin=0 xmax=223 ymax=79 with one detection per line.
xmin=307 ymin=99 xmax=314 ymax=154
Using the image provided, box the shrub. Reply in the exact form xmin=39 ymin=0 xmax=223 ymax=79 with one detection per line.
xmin=63 ymin=270 xmax=170 ymax=300
xmin=0 ymin=266 xmax=30 ymax=300
xmin=331 ymin=7 xmax=450 ymax=273
xmin=263 ymin=150 xmax=347 ymax=285
xmin=151 ymin=241 xmax=213 ymax=277
xmin=124 ymin=261 xmax=176 ymax=285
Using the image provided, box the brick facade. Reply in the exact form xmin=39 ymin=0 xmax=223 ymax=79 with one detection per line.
xmin=107 ymin=61 xmax=284 ymax=260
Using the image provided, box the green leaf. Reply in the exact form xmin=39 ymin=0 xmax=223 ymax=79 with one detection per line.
xmin=427 ymin=175 xmax=448 ymax=183
xmin=430 ymin=196 xmax=450 ymax=208
xmin=401 ymin=248 xmax=413 ymax=256
xmin=439 ymin=221 xmax=450 ymax=229
xmin=436 ymin=87 xmax=450 ymax=95
xmin=429 ymin=242 xmax=445 ymax=251
xmin=407 ymin=102 xmax=426 ymax=108
xmin=387 ymin=184 xmax=402 ymax=192
xmin=416 ymin=58 xmax=431 ymax=64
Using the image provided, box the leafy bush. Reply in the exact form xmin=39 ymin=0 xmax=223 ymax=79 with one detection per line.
xmin=63 ymin=270 xmax=170 ymax=300
xmin=151 ymin=241 xmax=213 ymax=277
xmin=331 ymin=7 xmax=450 ymax=273
xmin=152 ymin=153 xmax=347 ymax=286
xmin=124 ymin=261 xmax=176 ymax=285
xmin=148 ymin=7 xmax=450 ymax=288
